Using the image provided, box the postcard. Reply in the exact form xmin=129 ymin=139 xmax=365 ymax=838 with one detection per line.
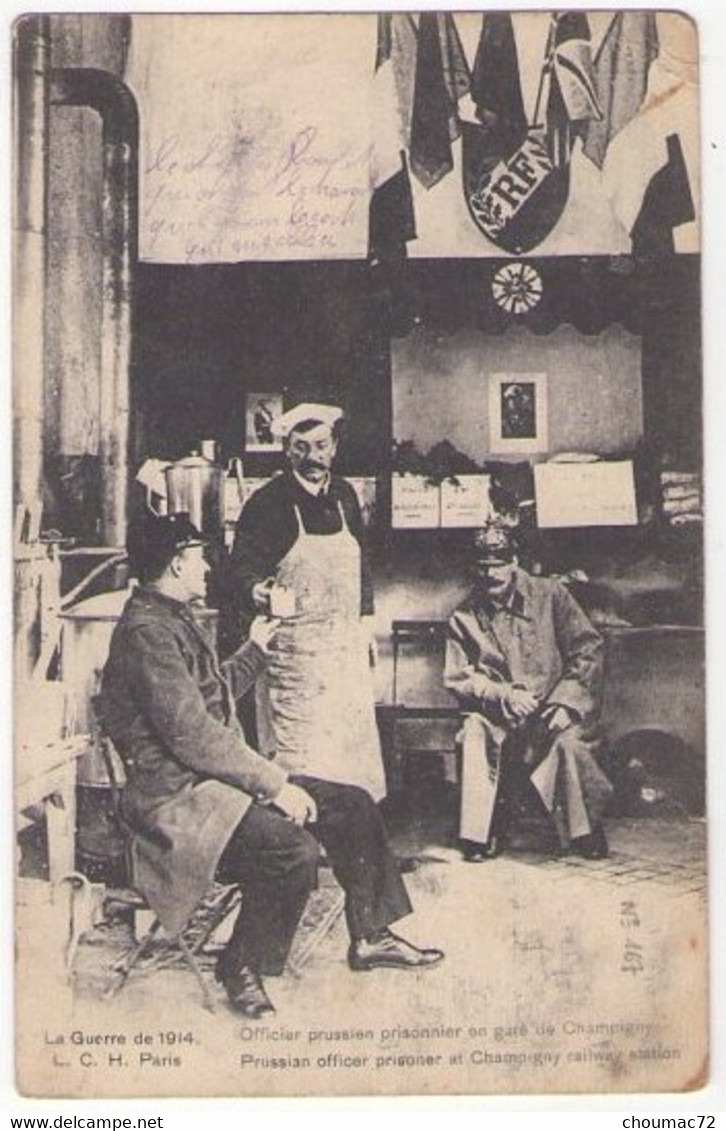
xmin=13 ymin=9 xmax=707 ymax=1099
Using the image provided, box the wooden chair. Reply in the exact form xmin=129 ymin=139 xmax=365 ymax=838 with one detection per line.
xmin=377 ymin=620 xmax=460 ymax=796
xmin=93 ymin=700 xmax=240 ymax=1012
xmin=101 ymin=882 xmax=240 ymax=1012
xmin=92 ymin=699 xmax=344 ymax=1005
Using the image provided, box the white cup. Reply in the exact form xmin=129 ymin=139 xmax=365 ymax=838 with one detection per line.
xmin=269 ymin=585 xmax=296 ymax=618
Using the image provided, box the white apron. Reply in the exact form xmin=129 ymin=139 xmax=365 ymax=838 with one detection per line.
xmin=256 ymin=502 xmax=386 ymax=801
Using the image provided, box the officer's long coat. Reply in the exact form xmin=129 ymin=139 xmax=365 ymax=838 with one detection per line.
xmin=444 ymin=569 xmax=613 ymax=842
xmin=100 ymin=588 xmax=287 ymax=935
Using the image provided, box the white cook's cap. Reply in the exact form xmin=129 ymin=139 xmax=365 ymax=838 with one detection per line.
xmin=271 ymin=402 xmax=343 ymax=440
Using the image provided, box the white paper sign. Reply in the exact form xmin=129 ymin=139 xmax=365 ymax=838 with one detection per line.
xmin=440 ymin=474 xmax=491 ymax=528
xmin=534 ymin=460 xmax=638 ymax=528
xmin=391 ymin=475 xmax=440 ymax=529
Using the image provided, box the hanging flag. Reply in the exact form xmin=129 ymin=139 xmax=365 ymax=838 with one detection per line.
xmin=368 ymin=154 xmax=416 ymax=265
xmin=464 ymin=130 xmax=560 ymax=254
xmin=599 ymin=13 xmax=699 ymax=256
xmin=461 ymin=12 xmax=581 ymax=255
xmin=461 ymin=13 xmax=533 ymax=253
xmin=470 ymin=12 xmax=528 ymax=159
xmin=437 ymin=13 xmax=471 ymax=142
xmin=630 ymin=132 xmax=695 ymax=256
xmin=369 ymin=13 xmax=417 ymax=264
xmin=409 ymin=13 xmax=457 ymax=189
xmin=583 ymin=12 xmax=660 ymax=169
xmin=376 ymin=12 xmax=471 ymax=192
xmin=549 ymin=12 xmax=603 ymax=127
xmin=374 ymin=12 xmax=418 ymax=148
xmin=544 ymin=12 xmax=602 ymax=170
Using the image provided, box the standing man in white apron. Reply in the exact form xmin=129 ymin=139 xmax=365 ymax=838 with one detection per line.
xmin=230 ymin=403 xmax=386 ymax=801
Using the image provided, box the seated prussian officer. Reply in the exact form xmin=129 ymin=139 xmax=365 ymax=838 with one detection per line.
xmin=100 ymin=513 xmax=443 ymax=1018
xmin=444 ymin=522 xmax=613 ymax=862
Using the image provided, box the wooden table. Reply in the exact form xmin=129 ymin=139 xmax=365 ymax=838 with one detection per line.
xmin=16 ymin=734 xmax=90 ymax=882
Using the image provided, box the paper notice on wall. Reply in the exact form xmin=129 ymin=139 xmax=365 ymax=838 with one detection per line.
xmin=391 ymin=475 xmax=440 ymax=529
xmin=534 ymin=460 xmax=638 ymax=528
xmin=126 ymin=15 xmax=376 ymax=264
xmin=440 ymin=475 xmax=491 ymax=528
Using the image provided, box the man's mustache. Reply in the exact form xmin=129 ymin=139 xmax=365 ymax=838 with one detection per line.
xmin=301 ymin=461 xmax=328 ymax=472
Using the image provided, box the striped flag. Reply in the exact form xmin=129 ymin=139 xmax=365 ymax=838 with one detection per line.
xmin=544 ymin=13 xmax=602 ymax=167
xmin=368 ymin=13 xmax=416 ymax=264
xmin=437 ymin=12 xmax=471 ymax=143
xmin=583 ymin=12 xmax=660 ymax=169
xmin=374 ymin=12 xmax=417 ymax=149
xmin=410 ymin=13 xmax=471 ymax=189
xmin=549 ymin=12 xmax=603 ymax=125
xmin=369 ymin=12 xmax=471 ymax=259
xmin=598 ymin=12 xmax=699 ymax=256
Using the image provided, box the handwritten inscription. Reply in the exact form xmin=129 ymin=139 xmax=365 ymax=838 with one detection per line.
xmin=619 ymin=900 xmax=645 ymax=975
xmin=141 ymin=124 xmax=371 ymax=263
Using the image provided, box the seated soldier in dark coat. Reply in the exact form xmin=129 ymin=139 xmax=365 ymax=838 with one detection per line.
xmin=100 ymin=514 xmax=443 ymax=1018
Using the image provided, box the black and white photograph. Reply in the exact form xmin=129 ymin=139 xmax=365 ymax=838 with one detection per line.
xmin=245 ymin=393 xmax=283 ymax=453
xmin=11 ymin=7 xmax=713 ymax=1103
xmin=501 ymin=382 xmax=536 ymax=440
xmin=488 ymin=373 xmax=548 ymax=452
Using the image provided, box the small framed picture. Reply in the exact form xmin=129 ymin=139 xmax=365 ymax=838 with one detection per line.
xmin=489 ymin=372 xmax=548 ymax=454
xmin=245 ymin=392 xmax=284 ymax=452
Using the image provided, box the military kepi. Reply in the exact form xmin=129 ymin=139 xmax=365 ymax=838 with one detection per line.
xmin=126 ymin=512 xmax=205 ymax=579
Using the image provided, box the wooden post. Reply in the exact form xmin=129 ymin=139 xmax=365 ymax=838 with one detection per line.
xmin=13 ymin=16 xmax=50 ymax=524
xmin=50 ymin=67 xmax=138 ymax=548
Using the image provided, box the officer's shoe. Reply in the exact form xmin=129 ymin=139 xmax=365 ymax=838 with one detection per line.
xmin=348 ymin=929 xmax=444 ymax=972
xmin=216 ymin=963 xmax=276 ymax=1017
xmin=570 ymin=826 xmax=609 ymax=859
xmin=461 ymin=835 xmax=506 ymax=862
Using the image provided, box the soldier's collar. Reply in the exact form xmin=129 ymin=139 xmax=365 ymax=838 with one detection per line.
xmin=482 ymin=582 xmax=529 ymax=621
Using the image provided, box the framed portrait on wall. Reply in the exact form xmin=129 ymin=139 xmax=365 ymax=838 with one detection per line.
xmin=489 ymin=372 xmax=548 ymax=454
xmin=245 ymin=392 xmax=283 ymax=451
